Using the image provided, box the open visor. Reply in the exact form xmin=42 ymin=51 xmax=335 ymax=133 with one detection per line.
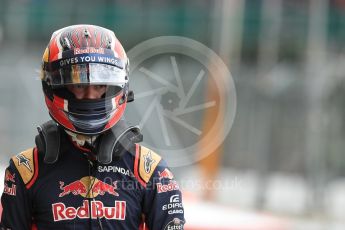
xmin=43 ymin=63 xmax=128 ymax=87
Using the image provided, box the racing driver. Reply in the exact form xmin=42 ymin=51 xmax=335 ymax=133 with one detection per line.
xmin=0 ymin=24 xmax=185 ymax=230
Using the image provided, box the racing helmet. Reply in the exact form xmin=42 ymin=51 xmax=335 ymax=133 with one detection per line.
xmin=41 ymin=25 xmax=130 ymax=135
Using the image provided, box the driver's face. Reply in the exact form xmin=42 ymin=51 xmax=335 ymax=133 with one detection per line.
xmin=66 ymin=85 xmax=107 ymax=99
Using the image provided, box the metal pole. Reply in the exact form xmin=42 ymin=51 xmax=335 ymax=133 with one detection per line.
xmin=304 ymin=0 xmax=329 ymax=215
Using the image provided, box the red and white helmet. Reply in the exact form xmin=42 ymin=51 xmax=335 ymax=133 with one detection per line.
xmin=41 ymin=25 xmax=130 ymax=135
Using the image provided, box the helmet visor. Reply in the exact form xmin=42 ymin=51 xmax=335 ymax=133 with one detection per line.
xmin=43 ymin=63 xmax=127 ymax=87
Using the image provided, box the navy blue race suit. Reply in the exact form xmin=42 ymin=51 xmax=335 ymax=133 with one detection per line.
xmin=0 ymin=131 xmax=185 ymax=229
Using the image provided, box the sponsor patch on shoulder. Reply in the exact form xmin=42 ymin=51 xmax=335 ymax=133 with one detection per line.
xmin=137 ymin=145 xmax=161 ymax=184
xmin=11 ymin=148 xmax=39 ymax=189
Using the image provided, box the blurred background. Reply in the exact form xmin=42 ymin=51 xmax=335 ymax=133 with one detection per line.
xmin=1 ymin=0 xmax=345 ymax=229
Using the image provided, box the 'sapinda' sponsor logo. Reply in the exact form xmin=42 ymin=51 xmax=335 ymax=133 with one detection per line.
xmin=98 ymin=166 xmax=132 ymax=176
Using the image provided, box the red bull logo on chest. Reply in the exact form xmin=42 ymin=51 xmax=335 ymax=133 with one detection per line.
xmin=53 ymin=176 xmax=125 ymax=221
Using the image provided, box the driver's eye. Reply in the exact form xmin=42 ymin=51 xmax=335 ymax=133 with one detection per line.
xmin=75 ymin=85 xmax=86 ymax=89
xmin=93 ymin=85 xmax=106 ymax=89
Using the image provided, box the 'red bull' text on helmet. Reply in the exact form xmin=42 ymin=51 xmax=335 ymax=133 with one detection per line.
xmin=41 ymin=25 xmax=130 ymax=135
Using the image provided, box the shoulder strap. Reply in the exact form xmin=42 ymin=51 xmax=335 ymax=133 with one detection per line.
xmin=35 ymin=120 xmax=61 ymax=164
xmin=97 ymin=119 xmax=143 ymax=164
